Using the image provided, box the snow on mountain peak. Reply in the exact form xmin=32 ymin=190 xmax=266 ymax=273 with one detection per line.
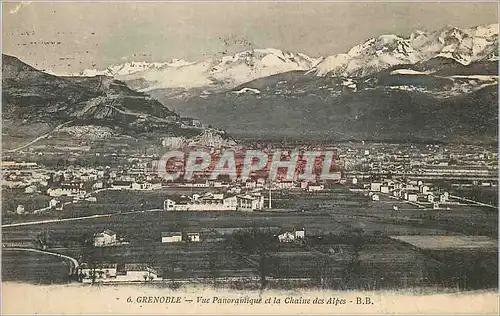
xmin=314 ymin=23 xmax=498 ymax=77
xmin=60 ymin=24 xmax=497 ymax=88
xmin=105 ymin=48 xmax=321 ymax=91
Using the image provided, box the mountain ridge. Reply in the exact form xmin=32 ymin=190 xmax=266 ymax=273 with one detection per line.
xmin=2 ymin=54 xmax=234 ymax=150
xmin=60 ymin=23 xmax=498 ymax=91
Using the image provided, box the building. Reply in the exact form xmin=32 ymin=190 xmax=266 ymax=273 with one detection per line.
xmin=427 ymin=194 xmax=435 ymax=203
xmin=49 ymin=198 xmax=64 ymax=210
xmin=161 ymin=232 xmax=182 ymax=243
xmin=407 ymin=193 xmax=418 ymax=202
xmin=245 ymin=180 xmax=257 ymax=188
xmin=80 ymin=263 xmax=158 ymax=284
xmin=94 ymin=229 xmax=117 ymax=247
xmin=192 ymin=179 xmax=209 ymax=187
xmin=308 ymin=184 xmax=324 ymax=192
xmin=16 ymin=204 xmax=25 ymax=215
xmin=294 ymin=229 xmax=305 ymax=239
xmin=80 ymin=263 xmax=118 ymax=281
xmin=47 ymin=183 xmax=85 ymax=197
xmin=235 ymin=194 xmax=264 ymax=211
xmin=300 ymin=181 xmax=309 ymax=190
xmin=111 ymin=181 xmax=132 ymax=190
xmin=278 ymin=232 xmax=295 ymax=243
xmin=276 ymin=181 xmax=295 ymax=189
xmin=277 ymin=229 xmax=305 ymax=243
xmin=164 ymin=193 xmax=264 ymax=211
xmin=24 ymin=185 xmax=36 ymax=194
xmin=370 ymin=182 xmax=382 ymax=192
xmin=420 ymin=185 xmax=430 ymax=195
xmin=186 ymin=232 xmax=201 ymax=242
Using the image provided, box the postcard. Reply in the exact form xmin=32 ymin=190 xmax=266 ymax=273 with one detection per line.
xmin=1 ymin=1 xmax=498 ymax=315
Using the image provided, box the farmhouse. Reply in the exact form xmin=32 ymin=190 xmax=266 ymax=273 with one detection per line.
xmin=278 ymin=232 xmax=295 ymax=243
xmin=277 ymin=229 xmax=305 ymax=243
xmin=94 ymin=229 xmax=117 ymax=247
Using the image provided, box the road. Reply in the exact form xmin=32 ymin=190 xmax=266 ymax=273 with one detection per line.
xmin=1 ymin=209 xmax=160 ymax=228
xmin=450 ymin=195 xmax=497 ymax=209
xmin=2 ymin=210 xmax=141 ymax=228
xmin=7 ymin=121 xmax=73 ymax=153
xmin=3 ymin=247 xmax=79 ymax=275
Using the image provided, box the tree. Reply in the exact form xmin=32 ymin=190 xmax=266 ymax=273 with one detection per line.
xmin=32 ymin=230 xmax=52 ymax=250
xmin=79 ymin=232 xmax=99 ymax=285
xmin=227 ymin=228 xmax=278 ymax=289
xmin=208 ymin=249 xmax=221 ymax=288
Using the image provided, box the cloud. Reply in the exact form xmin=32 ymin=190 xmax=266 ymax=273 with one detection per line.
xmin=9 ymin=2 xmax=31 ymax=14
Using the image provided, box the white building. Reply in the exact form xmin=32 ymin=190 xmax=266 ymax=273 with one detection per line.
xmin=278 ymin=232 xmax=295 ymax=243
xmin=80 ymin=263 xmax=158 ymax=284
xmin=370 ymin=182 xmax=382 ymax=192
xmin=16 ymin=204 xmax=25 ymax=215
xmin=245 ymin=180 xmax=257 ymax=188
xmin=278 ymin=229 xmax=305 ymax=242
xmin=276 ymin=181 xmax=295 ymax=189
xmin=164 ymin=193 xmax=264 ymax=211
xmin=24 ymin=185 xmax=36 ymax=194
xmin=420 ymin=185 xmax=430 ymax=194
xmin=308 ymin=184 xmax=324 ymax=192
xmin=94 ymin=229 xmax=117 ymax=247
xmin=427 ymin=194 xmax=435 ymax=203
xmin=407 ymin=193 xmax=418 ymax=202
xmin=186 ymin=232 xmax=201 ymax=242
xmin=294 ymin=229 xmax=305 ymax=239
xmin=161 ymin=232 xmax=182 ymax=243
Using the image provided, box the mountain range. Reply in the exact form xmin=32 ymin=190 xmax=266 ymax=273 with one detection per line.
xmin=3 ymin=24 xmax=498 ymax=146
xmin=72 ymin=24 xmax=498 ymax=92
xmin=62 ymin=48 xmax=321 ymax=92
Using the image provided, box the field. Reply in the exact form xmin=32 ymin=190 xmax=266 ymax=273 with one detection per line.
xmin=2 ymin=250 xmax=72 ymax=284
xmin=2 ymin=189 xmax=52 ymax=214
xmin=2 ymin=185 xmax=497 ymax=290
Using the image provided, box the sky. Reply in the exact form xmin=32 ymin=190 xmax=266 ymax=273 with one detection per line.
xmin=2 ymin=1 xmax=498 ymax=73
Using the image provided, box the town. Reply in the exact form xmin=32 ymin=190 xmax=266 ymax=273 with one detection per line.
xmin=1 ymin=141 xmax=498 ymax=289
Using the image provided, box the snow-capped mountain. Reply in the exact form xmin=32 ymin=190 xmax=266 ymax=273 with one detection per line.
xmin=63 ymin=24 xmax=497 ymax=93
xmin=77 ymin=48 xmax=321 ymax=91
xmin=75 ymin=59 xmax=195 ymax=77
xmin=312 ymin=24 xmax=498 ymax=77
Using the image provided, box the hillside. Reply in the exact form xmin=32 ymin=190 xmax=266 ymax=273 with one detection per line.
xmin=2 ymin=54 xmax=232 ymax=149
xmin=156 ymin=56 xmax=498 ymax=144
xmin=145 ymin=24 xmax=498 ymax=144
